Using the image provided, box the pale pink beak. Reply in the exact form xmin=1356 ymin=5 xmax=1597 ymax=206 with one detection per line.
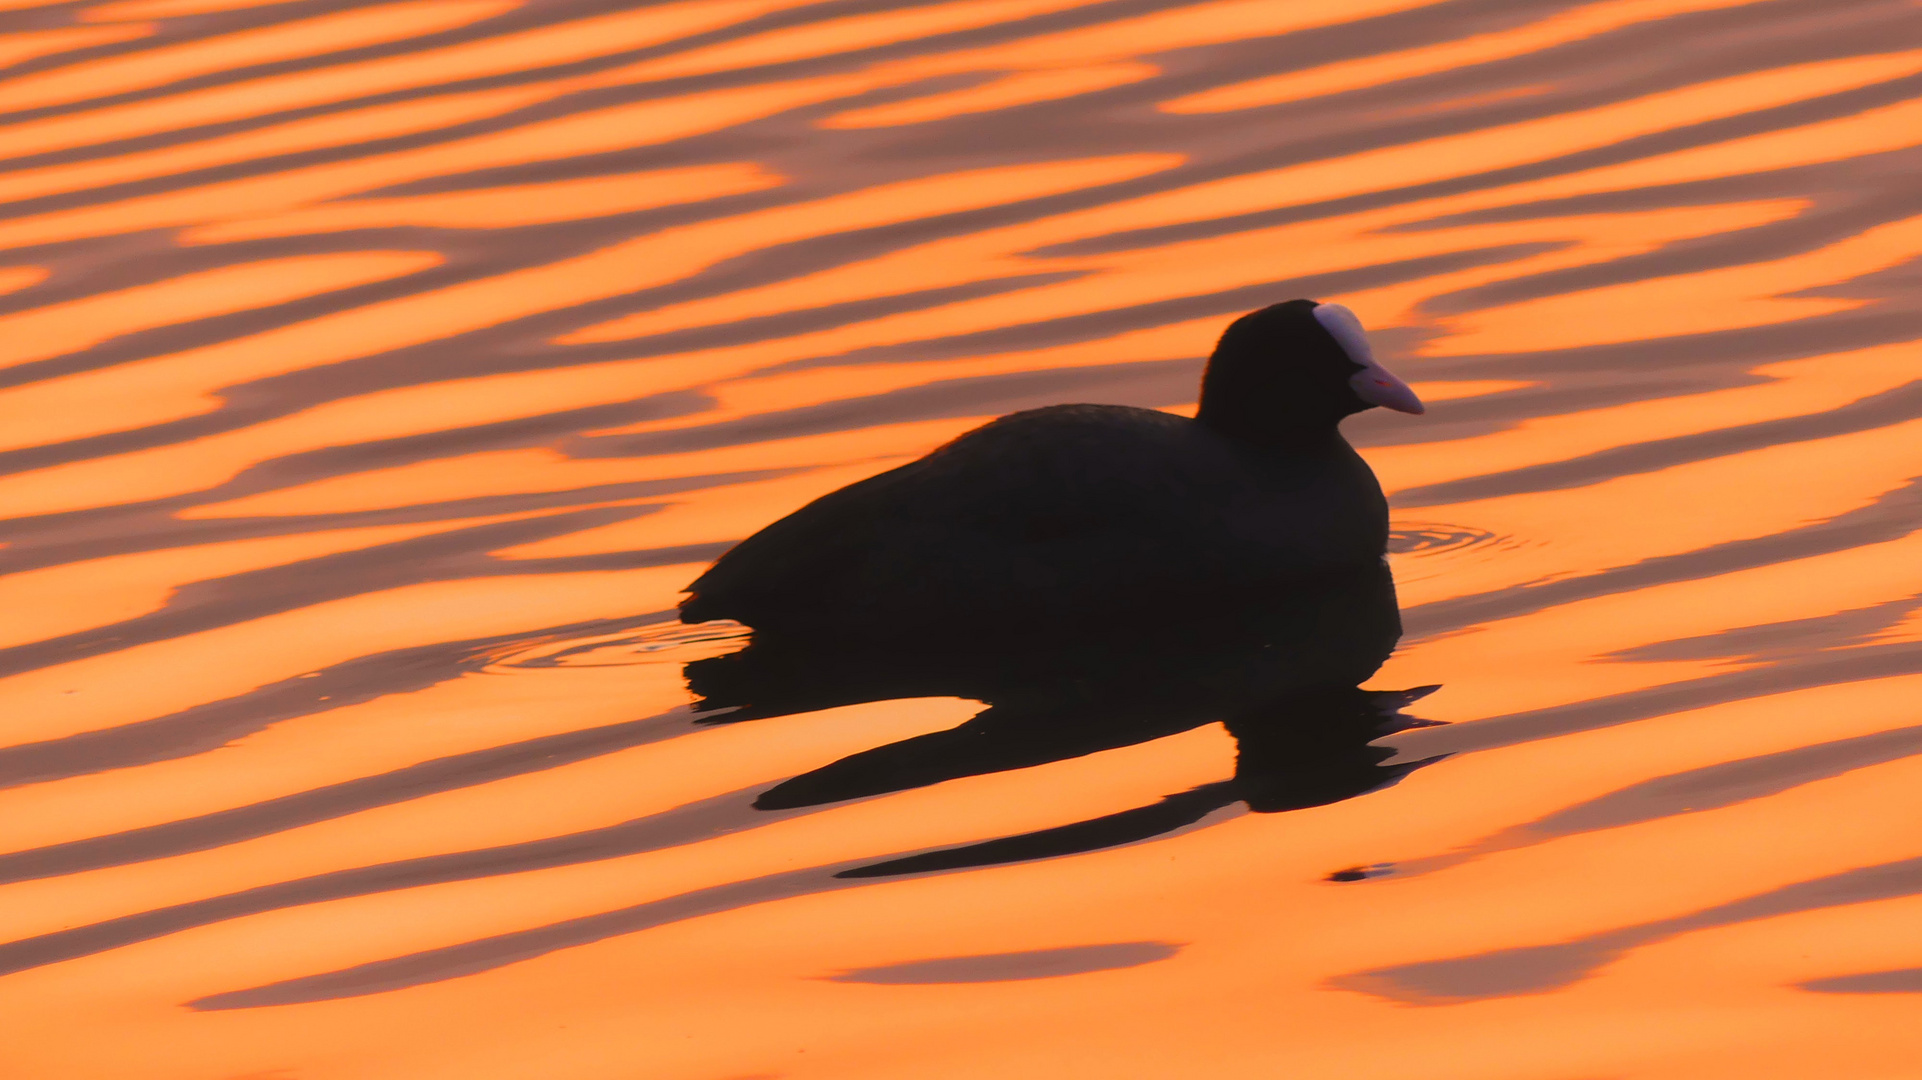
xmin=1350 ymin=363 xmax=1425 ymax=414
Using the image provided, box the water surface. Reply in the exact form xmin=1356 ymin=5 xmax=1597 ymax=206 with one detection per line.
xmin=1 ymin=0 xmax=1919 ymax=1075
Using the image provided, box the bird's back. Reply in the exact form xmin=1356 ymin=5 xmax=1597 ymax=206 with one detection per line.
xmin=681 ymin=404 xmax=1389 ymax=638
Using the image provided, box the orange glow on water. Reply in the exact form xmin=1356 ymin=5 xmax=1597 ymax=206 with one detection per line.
xmin=187 ymin=163 xmax=788 ymax=241
xmin=0 ymin=21 xmax=155 ymax=66
xmin=2 ymin=0 xmax=1919 ymax=1075
xmin=821 ymin=61 xmax=1157 ymax=128
xmin=0 ymin=0 xmax=518 ymax=112
xmin=1159 ymin=0 xmax=1770 ymax=113
xmin=1 ymin=251 xmax=441 ymax=373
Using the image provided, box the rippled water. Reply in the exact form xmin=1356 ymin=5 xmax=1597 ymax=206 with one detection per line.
xmin=2 ymin=0 xmax=1919 ymax=1074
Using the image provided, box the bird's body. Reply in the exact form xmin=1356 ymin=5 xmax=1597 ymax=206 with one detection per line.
xmin=679 ymin=300 xmax=1423 ymax=684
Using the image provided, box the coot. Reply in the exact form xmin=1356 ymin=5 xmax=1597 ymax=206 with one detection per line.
xmin=679 ymin=299 xmax=1423 ymax=644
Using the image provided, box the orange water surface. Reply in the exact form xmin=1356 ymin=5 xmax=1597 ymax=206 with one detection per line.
xmin=1 ymin=0 xmax=1920 ymax=1075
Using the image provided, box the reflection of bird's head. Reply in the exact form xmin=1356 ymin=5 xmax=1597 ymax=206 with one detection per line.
xmin=1199 ymin=299 xmax=1423 ymax=444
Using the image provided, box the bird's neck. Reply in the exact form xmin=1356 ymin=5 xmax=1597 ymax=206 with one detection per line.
xmin=1198 ymin=407 xmax=1352 ymax=456
xmin=1195 ymin=372 xmax=1359 ymax=451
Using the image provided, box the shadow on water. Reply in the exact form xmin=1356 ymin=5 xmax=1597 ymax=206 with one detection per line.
xmin=685 ymin=559 xmax=1448 ymax=878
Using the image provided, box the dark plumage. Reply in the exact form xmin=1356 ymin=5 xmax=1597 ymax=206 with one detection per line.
xmin=678 ymin=299 xmax=1423 ymax=650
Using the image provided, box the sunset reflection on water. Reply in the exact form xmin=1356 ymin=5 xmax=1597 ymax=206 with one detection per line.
xmin=1 ymin=0 xmax=1919 ymax=1074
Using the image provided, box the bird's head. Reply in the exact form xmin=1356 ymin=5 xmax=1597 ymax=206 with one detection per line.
xmin=1198 ymin=299 xmax=1423 ymax=445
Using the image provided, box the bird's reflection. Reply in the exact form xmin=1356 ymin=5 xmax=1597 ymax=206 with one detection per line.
xmin=683 ymin=561 xmax=1444 ymax=878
